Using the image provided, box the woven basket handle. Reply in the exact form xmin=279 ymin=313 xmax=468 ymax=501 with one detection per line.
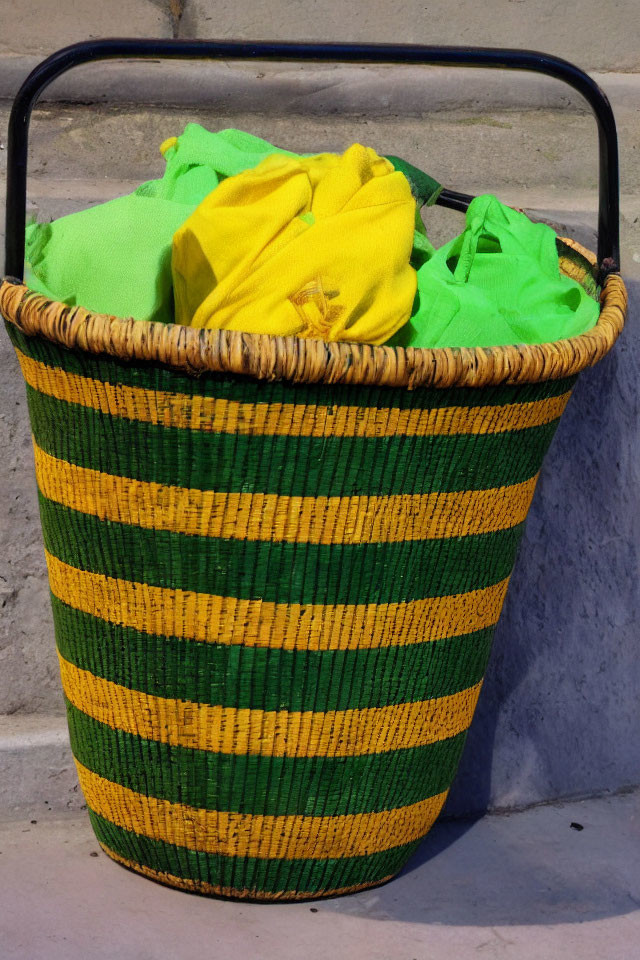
xmin=3 ymin=39 xmax=620 ymax=277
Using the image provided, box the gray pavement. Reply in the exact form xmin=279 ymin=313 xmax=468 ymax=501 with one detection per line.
xmin=1 ymin=790 xmax=639 ymax=960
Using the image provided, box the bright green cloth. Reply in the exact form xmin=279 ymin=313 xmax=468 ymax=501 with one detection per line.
xmin=388 ymin=194 xmax=599 ymax=349
xmin=25 ymin=126 xmax=297 ymax=324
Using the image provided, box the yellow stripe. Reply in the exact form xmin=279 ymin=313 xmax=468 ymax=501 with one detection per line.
xmin=46 ymin=552 xmax=509 ymax=649
xmin=60 ymin=656 xmax=481 ymax=758
xmin=17 ymin=350 xmax=570 ymax=438
xmin=77 ymin=761 xmax=447 ymax=859
xmin=100 ymin=844 xmax=395 ymax=899
xmin=34 ymin=444 xmax=538 ymax=543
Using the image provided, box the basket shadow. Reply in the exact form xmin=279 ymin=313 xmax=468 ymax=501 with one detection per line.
xmin=323 ymin=787 xmax=639 ymax=927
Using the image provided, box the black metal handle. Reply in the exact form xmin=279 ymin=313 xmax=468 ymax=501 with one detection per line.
xmin=4 ymin=38 xmax=620 ymax=278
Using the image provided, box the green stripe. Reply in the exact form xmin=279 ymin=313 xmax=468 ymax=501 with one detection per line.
xmin=40 ymin=496 xmax=524 ymax=603
xmin=9 ymin=322 xmax=576 ymax=411
xmin=27 ymin=388 xmax=559 ymax=497
xmin=53 ymin=596 xmax=494 ymax=710
xmin=89 ymin=809 xmax=423 ymax=895
xmin=67 ymin=701 xmax=467 ymax=816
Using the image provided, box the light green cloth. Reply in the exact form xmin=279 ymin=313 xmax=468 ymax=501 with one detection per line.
xmin=25 ymin=126 xmax=297 ymax=324
xmin=388 ymin=194 xmax=599 ymax=349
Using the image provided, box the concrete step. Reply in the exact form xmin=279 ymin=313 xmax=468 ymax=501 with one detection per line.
xmin=0 ymin=715 xmax=82 ymax=816
xmin=178 ymin=0 xmax=640 ymax=75
xmin=2 ymin=53 xmax=640 ymax=116
xmin=1 ymin=789 xmax=639 ymax=960
xmin=0 ymin=0 xmax=174 ymax=58
xmin=0 ymin=0 xmax=638 ymax=74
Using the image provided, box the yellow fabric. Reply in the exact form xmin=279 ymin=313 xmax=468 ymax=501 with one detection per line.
xmin=159 ymin=136 xmax=178 ymax=156
xmin=171 ymin=144 xmax=417 ymax=343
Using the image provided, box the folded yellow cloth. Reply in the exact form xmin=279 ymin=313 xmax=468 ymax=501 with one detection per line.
xmin=171 ymin=143 xmax=417 ymax=343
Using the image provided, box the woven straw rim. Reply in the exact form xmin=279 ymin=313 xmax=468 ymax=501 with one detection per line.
xmin=0 ymin=239 xmax=626 ymax=388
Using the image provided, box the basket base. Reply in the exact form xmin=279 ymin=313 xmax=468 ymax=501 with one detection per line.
xmin=99 ymin=842 xmax=398 ymax=903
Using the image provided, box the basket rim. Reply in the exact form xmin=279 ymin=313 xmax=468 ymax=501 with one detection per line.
xmin=0 ymin=239 xmax=627 ymax=389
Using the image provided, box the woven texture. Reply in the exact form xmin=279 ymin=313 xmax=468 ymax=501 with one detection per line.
xmin=0 ymin=249 xmax=626 ymax=901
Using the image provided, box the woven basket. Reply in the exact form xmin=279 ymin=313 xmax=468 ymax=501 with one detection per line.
xmin=0 ymin=242 xmax=626 ymax=900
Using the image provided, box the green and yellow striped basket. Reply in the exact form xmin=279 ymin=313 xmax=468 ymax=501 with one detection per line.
xmin=0 ymin=248 xmax=626 ymax=901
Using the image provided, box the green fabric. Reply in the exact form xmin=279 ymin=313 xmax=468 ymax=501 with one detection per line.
xmin=24 ymin=128 xmax=432 ymax=330
xmin=385 ymin=155 xmax=443 ymax=207
xmin=25 ymin=126 xmax=298 ymax=323
xmin=388 ymin=194 xmax=600 ymax=349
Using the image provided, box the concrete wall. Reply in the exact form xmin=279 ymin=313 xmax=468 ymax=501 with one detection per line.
xmin=0 ymin=336 xmax=60 ymax=715
xmin=179 ymin=0 xmax=640 ymax=73
xmin=2 ymin=0 xmax=639 ymax=73
xmin=448 ymin=284 xmax=640 ymax=812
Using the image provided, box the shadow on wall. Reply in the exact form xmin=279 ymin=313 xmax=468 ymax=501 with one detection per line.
xmin=446 ymin=287 xmax=640 ymax=821
xmin=322 ymin=284 xmax=639 ymax=927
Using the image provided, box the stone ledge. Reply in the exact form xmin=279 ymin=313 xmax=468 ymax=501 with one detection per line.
xmin=0 ymin=715 xmax=82 ymax=816
xmin=0 ymin=55 xmax=638 ymax=115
